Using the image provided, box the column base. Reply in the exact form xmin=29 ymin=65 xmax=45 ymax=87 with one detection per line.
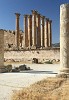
xmin=31 ymin=46 xmax=36 ymax=49
xmin=60 ymin=68 xmax=69 ymax=73
xmin=56 ymin=68 xmax=69 ymax=78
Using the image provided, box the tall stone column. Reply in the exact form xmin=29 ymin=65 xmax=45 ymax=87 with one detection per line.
xmin=24 ymin=15 xmax=28 ymax=47
xmin=60 ymin=4 xmax=69 ymax=76
xmin=41 ymin=16 xmax=45 ymax=48
xmin=37 ymin=14 xmax=41 ymax=48
xmin=0 ymin=30 xmax=4 ymax=72
xmin=44 ymin=18 xmax=49 ymax=47
xmin=48 ymin=20 xmax=52 ymax=47
xmin=32 ymin=10 xmax=37 ymax=48
xmin=28 ymin=15 xmax=32 ymax=49
xmin=15 ymin=13 xmax=20 ymax=49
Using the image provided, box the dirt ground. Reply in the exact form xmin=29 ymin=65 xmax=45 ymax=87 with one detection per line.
xmin=11 ymin=77 xmax=69 ymax=100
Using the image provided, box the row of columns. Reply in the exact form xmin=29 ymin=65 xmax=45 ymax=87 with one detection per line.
xmin=15 ymin=11 xmax=52 ymax=49
xmin=24 ymin=10 xmax=52 ymax=49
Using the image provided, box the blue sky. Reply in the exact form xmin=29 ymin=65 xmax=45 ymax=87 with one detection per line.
xmin=0 ymin=0 xmax=69 ymax=43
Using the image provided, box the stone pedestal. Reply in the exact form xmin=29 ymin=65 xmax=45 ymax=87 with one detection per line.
xmin=15 ymin=13 xmax=20 ymax=49
xmin=60 ymin=4 xmax=69 ymax=76
xmin=0 ymin=30 xmax=4 ymax=72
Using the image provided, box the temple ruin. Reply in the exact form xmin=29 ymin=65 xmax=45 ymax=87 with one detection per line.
xmin=12 ymin=10 xmax=52 ymax=50
xmin=24 ymin=10 xmax=52 ymax=49
xmin=3 ymin=10 xmax=52 ymax=50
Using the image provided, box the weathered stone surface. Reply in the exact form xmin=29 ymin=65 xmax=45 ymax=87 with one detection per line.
xmin=60 ymin=4 xmax=69 ymax=75
xmin=4 ymin=48 xmax=60 ymax=63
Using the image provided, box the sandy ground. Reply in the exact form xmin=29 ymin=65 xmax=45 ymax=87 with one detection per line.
xmin=0 ymin=64 xmax=60 ymax=100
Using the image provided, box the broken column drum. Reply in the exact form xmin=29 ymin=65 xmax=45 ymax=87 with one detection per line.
xmin=60 ymin=4 xmax=69 ymax=74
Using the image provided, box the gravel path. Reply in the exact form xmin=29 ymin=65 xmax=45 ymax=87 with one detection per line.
xmin=0 ymin=64 xmax=60 ymax=100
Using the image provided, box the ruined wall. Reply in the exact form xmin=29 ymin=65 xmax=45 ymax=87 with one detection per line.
xmin=4 ymin=48 xmax=60 ymax=63
xmin=4 ymin=30 xmax=24 ymax=50
xmin=4 ymin=30 xmax=16 ymax=50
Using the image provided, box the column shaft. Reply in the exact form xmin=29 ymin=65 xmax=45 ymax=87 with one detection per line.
xmin=41 ymin=16 xmax=45 ymax=47
xmin=28 ymin=15 xmax=32 ymax=48
xmin=48 ymin=20 xmax=52 ymax=47
xmin=60 ymin=4 xmax=69 ymax=74
xmin=37 ymin=14 xmax=41 ymax=47
xmin=32 ymin=10 xmax=37 ymax=47
xmin=44 ymin=18 xmax=49 ymax=47
xmin=15 ymin=13 xmax=20 ymax=49
xmin=24 ymin=15 xmax=28 ymax=47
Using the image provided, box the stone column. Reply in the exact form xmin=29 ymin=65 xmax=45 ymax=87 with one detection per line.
xmin=48 ymin=20 xmax=52 ymax=47
xmin=28 ymin=15 xmax=32 ymax=49
xmin=60 ymin=4 xmax=69 ymax=76
xmin=0 ymin=30 xmax=4 ymax=72
xmin=24 ymin=15 xmax=28 ymax=47
xmin=50 ymin=20 xmax=52 ymax=47
xmin=37 ymin=14 xmax=41 ymax=48
xmin=41 ymin=16 xmax=45 ymax=48
xmin=15 ymin=13 xmax=20 ymax=49
xmin=31 ymin=10 xmax=37 ymax=48
xmin=44 ymin=18 xmax=49 ymax=47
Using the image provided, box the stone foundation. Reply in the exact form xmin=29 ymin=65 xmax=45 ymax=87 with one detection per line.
xmin=4 ymin=48 xmax=60 ymax=63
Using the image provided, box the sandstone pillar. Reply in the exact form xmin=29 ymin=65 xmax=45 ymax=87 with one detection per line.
xmin=0 ymin=30 xmax=4 ymax=72
xmin=41 ymin=16 xmax=45 ymax=48
xmin=24 ymin=15 xmax=28 ymax=47
xmin=28 ymin=15 xmax=32 ymax=49
xmin=44 ymin=18 xmax=49 ymax=47
xmin=15 ymin=13 xmax=20 ymax=49
xmin=48 ymin=20 xmax=52 ymax=47
xmin=60 ymin=4 xmax=69 ymax=75
xmin=32 ymin=10 xmax=37 ymax=48
xmin=37 ymin=14 xmax=41 ymax=48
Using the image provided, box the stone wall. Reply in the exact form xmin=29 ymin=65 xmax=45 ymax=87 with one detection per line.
xmin=4 ymin=48 xmax=60 ymax=63
xmin=4 ymin=30 xmax=16 ymax=50
xmin=4 ymin=30 xmax=24 ymax=50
